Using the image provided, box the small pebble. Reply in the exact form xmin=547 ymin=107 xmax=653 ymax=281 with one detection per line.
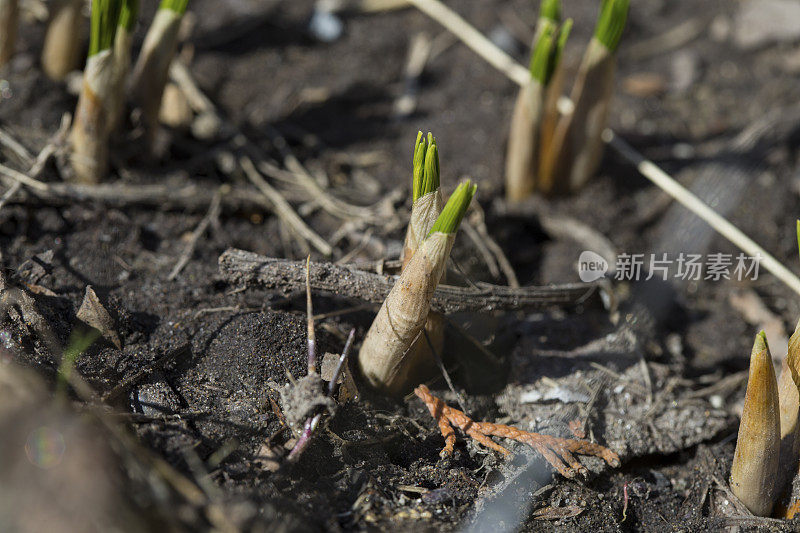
xmin=309 ymin=9 xmax=343 ymax=43
xmin=487 ymin=25 xmax=519 ymax=56
xmin=709 ymin=395 xmax=723 ymax=409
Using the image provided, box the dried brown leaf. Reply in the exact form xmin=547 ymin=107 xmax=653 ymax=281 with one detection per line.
xmin=76 ymin=286 xmax=121 ymax=349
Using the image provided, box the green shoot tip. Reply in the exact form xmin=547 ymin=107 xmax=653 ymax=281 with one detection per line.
xmin=530 ymin=22 xmax=556 ymax=84
xmin=118 ymin=0 xmax=139 ymax=31
xmin=539 ymin=0 xmax=561 ymax=23
xmin=594 ymin=0 xmax=629 ymax=52
xmin=796 ymin=219 xmax=799 ymax=264
xmin=412 ymin=131 xmax=440 ymax=201
xmin=555 ymin=18 xmax=572 ymax=63
xmin=160 ymin=0 xmax=190 ymax=15
xmin=754 ymin=330 xmax=769 ymax=352
xmin=428 ymin=180 xmax=477 ymax=236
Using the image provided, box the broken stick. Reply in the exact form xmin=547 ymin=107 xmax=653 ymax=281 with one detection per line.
xmin=218 ymin=248 xmax=601 ymax=314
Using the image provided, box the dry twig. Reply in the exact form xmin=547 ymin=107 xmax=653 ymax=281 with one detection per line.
xmin=414 ymin=385 xmax=620 ymax=478
xmin=218 ymin=248 xmax=601 ymax=314
xmin=168 ymin=187 xmax=225 ymax=280
xmin=239 ymin=155 xmax=332 ymax=256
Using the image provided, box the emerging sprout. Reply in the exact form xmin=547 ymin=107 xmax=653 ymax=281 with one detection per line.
xmin=41 ymin=0 xmax=85 ymax=81
xmin=428 ymin=180 xmax=476 ymax=235
xmin=108 ymin=0 xmax=139 ymax=131
xmin=504 ymin=0 xmax=573 ymax=202
xmin=539 ymin=0 xmax=560 ymax=23
xmin=396 ymin=132 xmax=446 ymax=391
xmin=730 ymin=331 xmax=780 ymax=517
xmin=358 ymin=164 xmax=476 ymax=394
xmin=506 ymin=0 xmax=629 ymax=199
xmin=130 ymin=0 xmax=191 ymax=143
xmin=70 ymin=0 xmax=123 ymax=183
xmin=730 ymin=224 xmax=800 ymax=518
xmin=539 ymin=0 xmax=629 ymax=195
xmin=0 ymin=0 xmax=18 ymax=67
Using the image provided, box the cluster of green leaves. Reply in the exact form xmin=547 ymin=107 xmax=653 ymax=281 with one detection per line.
xmin=429 ymin=180 xmax=477 ymax=236
xmin=529 ymin=0 xmax=630 ymax=82
xmin=89 ymin=0 xmax=123 ymax=56
xmin=412 ymin=131 xmax=440 ymax=202
xmin=529 ymin=1 xmax=572 ymax=85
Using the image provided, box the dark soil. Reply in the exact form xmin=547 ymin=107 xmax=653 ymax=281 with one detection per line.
xmin=3 ymin=0 xmax=800 ymax=531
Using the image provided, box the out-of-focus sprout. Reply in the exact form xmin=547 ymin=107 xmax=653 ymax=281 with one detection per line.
xmin=69 ymin=0 xmax=123 ymax=183
xmin=0 ymin=0 xmax=19 ymax=67
xmin=42 ymin=0 xmax=85 ymax=81
xmin=130 ymin=0 xmax=190 ymax=142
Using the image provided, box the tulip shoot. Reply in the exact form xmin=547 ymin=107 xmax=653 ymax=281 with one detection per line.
xmin=70 ymin=0 xmax=123 ymax=184
xmin=42 ymin=0 xmax=84 ymax=81
xmin=505 ymin=23 xmax=554 ymax=202
xmin=539 ymin=0 xmax=629 ymax=195
xmin=730 ymin=332 xmax=780 ymax=517
xmin=358 ymin=180 xmax=476 ymax=394
xmin=505 ymin=0 xmax=571 ymax=202
xmin=400 ymin=132 xmax=445 ymax=389
xmin=108 ymin=0 xmax=139 ymax=132
xmin=0 ymin=0 xmax=18 ymax=67
xmin=130 ymin=0 xmax=190 ymax=140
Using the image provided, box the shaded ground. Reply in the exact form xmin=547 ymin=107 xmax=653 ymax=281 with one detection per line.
xmin=2 ymin=0 xmax=800 ymax=531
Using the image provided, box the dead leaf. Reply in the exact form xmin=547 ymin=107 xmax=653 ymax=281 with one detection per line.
xmin=568 ymin=419 xmax=586 ymax=439
xmin=24 ymin=283 xmax=57 ymax=297
xmin=320 ymin=352 xmax=342 ymax=384
xmin=532 ymin=505 xmax=584 ymax=520
xmin=253 ymin=443 xmax=282 ymax=472
xmin=622 ymin=73 xmax=666 ymax=97
xmin=76 ymin=286 xmax=121 ymax=349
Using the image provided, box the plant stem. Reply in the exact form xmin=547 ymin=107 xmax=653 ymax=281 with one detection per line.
xmin=70 ymin=0 xmax=123 ymax=183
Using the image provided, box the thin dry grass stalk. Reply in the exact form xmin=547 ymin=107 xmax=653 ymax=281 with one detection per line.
xmin=730 ymin=332 xmax=780 ymax=517
xmin=42 ymin=0 xmax=84 ymax=81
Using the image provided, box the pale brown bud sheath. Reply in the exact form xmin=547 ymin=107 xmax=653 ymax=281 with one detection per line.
xmin=130 ymin=8 xmax=182 ymax=142
xmin=539 ymin=38 xmax=616 ymax=195
xmin=730 ymin=331 xmax=780 ymax=516
xmin=358 ymin=232 xmax=453 ymax=394
xmin=41 ymin=0 xmax=84 ymax=81
xmin=0 ymin=0 xmax=18 ymax=67
xmin=505 ymin=80 xmax=545 ymax=202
